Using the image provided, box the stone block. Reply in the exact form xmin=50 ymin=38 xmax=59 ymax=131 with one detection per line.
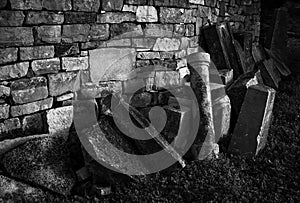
xmin=89 ymin=48 xmax=136 ymax=82
xmin=160 ymin=8 xmax=195 ymax=23
xmin=0 ymin=0 xmax=6 ymax=8
xmin=137 ymin=52 xmax=160 ymax=60
xmin=155 ymin=71 xmax=180 ymax=89
xmin=0 ymin=27 xmax=34 ymax=47
xmin=153 ymin=38 xmax=181 ymax=52
xmin=252 ymin=44 xmax=267 ymax=64
xmin=57 ymin=93 xmax=74 ymax=101
xmin=47 ymin=106 xmax=73 ymax=137
xmin=125 ymin=0 xmax=147 ymax=4
xmin=228 ymin=84 xmax=276 ymax=157
xmin=62 ymin=57 xmax=89 ymax=72
xmin=102 ymin=0 xmax=123 ymax=11
xmin=62 ymin=24 xmax=90 ymax=43
xmin=0 ymin=104 xmax=9 ymax=119
xmin=0 ymin=48 xmax=18 ymax=65
xmin=219 ymin=69 xmax=233 ymax=85
xmin=25 ymin=11 xmax=64 ymax=25
xmin=48 ymin=72 xmax=80 ymax=97
xmin=259 ymin=59 xmax=281 ymax=89
xmin=122 ymin=5 xmax=137 ymax=12
xmin=80 ymin=41 xmax=107 ymax=50
xmin=189 ymin=0 xmax=204 ymax=4
xmin=136 ymin=6 xmax=158 ymax=22
xmin=55 ymin=43 xmax=79 ymax=57
xmin=73 ymin=0 xmax=100 ymax=12
xmin=205 ymin=0 xmax=216 ymax=7
xmin=106 ymin=39 xmax=131 ymax=47
xmin=20 ymin=46 xmax=54 ymax=60
xmin=0 ymin=62 xmax=29 ymax=81
xmin=132 ymin=38 xmax=156 ymax=49
xmin=97 ymin=12 xmax=136 ymax=23
xmin=11 ymin=77 xmax=48 ymax=104
xmin=0 ymin=118 xmax=21 ymax=140
xmin=110 ymin=23 xmax=143 ymax=39
xmin=0 ymin=11 xmax=25 ymax=26
xmin=0 ymin=85 xmax=10 ymax=98
xmin=10 ymin=0 xmax=42 ymax=10
xmin=65 ymin=12 xmax=96 ymax=24
xmin=22 ymin=113 xmax=44 ymax=135
xmin=31 ymin=58 xmax=60 ymax=75
xmin=42 ymin=0 xmax=72 ymax=10
xmin=35 ymin=25 xmax=61 ymax=44
xmin=144 ymin=24 xmax=174 ymax=37
xmin=98 ymin=81 xmax=122 ymax=97
xmin=89 ymin=24 xmax=110 ymax=41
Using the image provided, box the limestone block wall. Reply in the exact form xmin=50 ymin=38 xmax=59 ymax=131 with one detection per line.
xmin=0 ymin=0 xmax=261 ymax=140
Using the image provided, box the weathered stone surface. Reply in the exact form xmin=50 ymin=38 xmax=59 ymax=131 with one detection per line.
xmin=205 ymin=0 xmax=216 ymax=7
xmin=89 ymin=48 xmax=136 ymax=82
xmin=153 ymin=38 xmax=181 ymax=51
xmin=97 ymin=12 xmax=136 ymax=23
xmin=144 ymin=24 xmax=173 ymax=37
xmin=107 ymin=39 xmax=131 ymax=47
xmin=130 ymin=92 xmax=152 ymax=107
xmin=189 ymin=0 xmax=204 ymax=4
xmin=73 ymin=0 xmax=100 ymax=12
xmin=219 ymin=69 xmax=234 ymax=85
xmin=62 ymin=24 xmax=90 ymax=43
xmin=122 ymin=4 xmax=138 ymax=12
xmin=65 ymin=12 xmax=96 ymax=24
xmin=10 ymin=0 xmax=42 ymax=10
xmin=102 ymin=0 xmax=123 ymax=11
xmin=0 ymin=48 xmax=18 ymax=65
xmin=0 ymin=118 xmax=22 ymax=140
xmin=11 ymin=77 xmax=48 ymax=104
xmin=259 ymin=59 xmax=281 ymax=89
xmin=22 ymin=113 xmax=44 ymax=135
xmin=42 ymin=0 xmax=72 ymax=11
xmin=160 ymin=8 xmax=195 ymax=23
xmin=0 ymin=104 xmax=9 ymax=119
xmin=2 ymin=136 xmax=76 ymax=195
xmin=89 ymin=24 xmax=110 ymax=40
xmin=0 ymin=62 xmax=29 ymax=81
xmin=80 ymin=41 xmax=107 ymax=50
xmin=62 ymin=57 xmax=89 ymax=71
xmin=20 ymin=46 xmax=54 ymax=60
xmin=132 ymin=38 xmax=156 ymax=49
xmin=48 ymin=72 xmax=78 ymax=96
xmin=228 ymin=84 xmax=276 ymax=157
xmin=0 ymin=11 xmax=25 ymax=26
xmin=25 ymin=11 xmax=64 ymax=25
xmin=155 ymin=71 xmax=180 ymax=89
xmin=32 ymin=58 xmax=60 ymax=75
xmin=47 ymin=106 xmax=73 ymax=137
xmin=137 ymin=52 xmax=160 ymax=59
xmin=125 ymin=0 xmax=147 ymax=4
xmin=136 ymin=6 xmax=158 ymax=22
xmin=11 ymin=97 xmax=53 ymax=117
xmin=0 ymin=0 xmax=6 ymax=8
xmin=0 ymin=27 xmax=33 ymax=47
xmin=110 ymin=23 xmax=143 ymax=38
xmin=0 ymin=85 xmax=10 ymax=98
xmin=35 ymin=25 xmax=61 ymax=44
xmin=55 ymin=43 xmax=79 ymax=57
xmin=57 ymin=92 xmax=74 ymax=101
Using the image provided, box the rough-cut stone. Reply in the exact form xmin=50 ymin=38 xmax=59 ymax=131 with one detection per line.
xmin=55 ymin=43 xmax=79 ymax=57
xmin=32 ymin=58 xmax=60 ymax=75
xmin=11 ymin=98 xmax=53 ymax=117
xmin=57 ymin=93 xmax=74 ymax=101
xmin=136 ymin=6 xmax=158 ymax=22
xmin=160 ymin=8 xmax=195 ymax=23
xmin=0 ymin=48 xmax=18 ymax=65
xmin=20 ymin=46 xmax=54 ymax=60
xmin=189 ymin=0 xmax=204 ymax=4
xmin=81 ymin=41 xmax=107 ymax=50
xmin=110 ymin=23 xmax=143 ymax=39
xmin=62 ymin=57 xmax=89 ymax=71
xmin=0 ymin=104 xmax=9 ymax=119
xmin=155 ymin=71 xmax=180 ymax=89
xmin=228 ymin=84 xmax=276 ymax=157
xmin=0 ymin=85 xmax=10 ymax=98
xmin=22 ymin=113 xmax=44 ymax=135
xmin=122 ymin=4 xmax=137 ymax=12
xmin=89 ymin=48 xmax=136 ymax=82
xmin=89 ymin=24 xmax=110 ymax=40
xmin=0 ymin=62 xmax=29 ymax=81
xmin=65 ymin=12 xmax=96 ymax=24
xmin=2 ymin=136 xmax=76 ymax=195
xmin=62 ymin=24 xmax=90 ymax=43
xmin=0 ymin=0 xmax=7 ymax=8
xmin=25 ymin=11 xmax=64 ymax=25
xmin=10 ymin=0 xmax=42 ymax=10
xmin=0 ymin=118 xmax=22 ymax=140
xmin=73 ymin=0 xmax=100 ymax=12
xmin=0 ymin=27 xmax=34 ymax=47
xmin=48 ymin=72 xmax=78 ymax=96
xmin=47 ymin=106 xmax=73 ymax=137
xmin=153 ymin=38 xmax=181 ymax=51
xmin=219 ymin=69 xmax=234 ymax=85
xmin=42 ymin=0 xmax=72 ymax=11
xmin=205 ymin=0 xmax=216 ymax=7
xmin=102 ymin=0 xmax=123 ymax=11
xmin=97 ymin=12 xmax=136 ymax=23
xmin=144 ymin=24 xmax=173 ymax=37
xmin=107 ymin=39 xmax=131 ymax=47
xmin=132 ymin=38 xmax=156 ymax=49
xmin=0 ymin=11 xmax=25 ymax=26
xmin=11 ymin=77 xmax=48 ymax=104
xmin=35 ymin=25 xmax=61 ymax=44
xmin=137 ymin=52 xmax=160 ymax=59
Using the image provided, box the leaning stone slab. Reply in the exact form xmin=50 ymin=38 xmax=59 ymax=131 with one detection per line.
xmin=2 ymin=135 xmax=76 ymax=195
xmin=228 ymin=84 xmax=276 ymax=157
xmin=259 ymin=59 xmax=281 ymax=89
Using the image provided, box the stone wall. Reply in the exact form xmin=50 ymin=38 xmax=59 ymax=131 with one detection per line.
xmin=0 ymin=0 xmax=261 ymax=140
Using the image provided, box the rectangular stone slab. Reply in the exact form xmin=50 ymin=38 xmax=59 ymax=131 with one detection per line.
xmin=259 ymin=59 xmax=281 ymax=89
xmin=228 ymin=84 xmax=276 ymax=157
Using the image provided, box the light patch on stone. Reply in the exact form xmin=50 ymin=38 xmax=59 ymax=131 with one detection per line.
xmin=136 ymin=6 xmax=158 ymax=22
xmin=62 ymin=57 xmax=89 ymax=71
xmin=153 ymin=38 xmax=181 ymax=51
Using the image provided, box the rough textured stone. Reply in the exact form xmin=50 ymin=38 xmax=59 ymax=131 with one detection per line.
xmin=0 ymin=104 xmax=9 ymax=119
xmin=122 ymin=4 xmax=138 ymax=12
xmin=0 ymin=85 xmax=10 ymax=98
xmin=106 ymin=39 xmax=131 ymax=47
xmin=55 ymin=43 xmax=80 ymax=57
xmin=136 ymin=6 xmax=158 ymax=22
xmin=89 ymin=24 xmax=110 ymax=40
xmin=80 ymin=41 xmax=107 ymax=50
xmin=47 ymin=106 xmax=73 ymax=137
xmin=10 ymin=0 xmax=43 ymax=10
xmin=11 ymin=98 xmax=53 ymax=117
xmin=97 ymin=12 xmax=136 ymax=23
xmin=11 ymin=77 xmax=48 ymax=104
xmin=73 ymin=0 xmax=100 ymax=12
xmin=22 ymin=113 xmax=44 ymax=135
xmin=89 ymin=48 xmax=136 ymax=82
xmin=65 ymin=12 xmax=96 ymax=24
xmin=137 ymin=52 xmax=160 ymax=59
xmin=130 ymin=92 xmax=152 ymax=107
xmin=0 ymin=48 xmax=18 ymax=65
xmin=160 ymin=8 xmax=195 ymax=23
xmin=0 ymin=118 xmax=22 ymax=140
xmin=2 ymin=136 xmax=76 ymax=195
xmin=110 ymin=23 xmax=143 ymax=39
xmin=48 ymin=72 xmax=78 ymax=96
xmin=35 ymin=25 xmax=61 ymax=44
xmin=0 ymin=27 xmax=34 ymax=47
xmin=155 ymin=71 xmax=180 ymax=89
xmin=0 ymin=11 xmax=25 ymax=26
xmin=189 ymin=0 xmax=204 ymax=4
xmin=62 ymin=24 xmax=90 ymax=43
xmin=144 ymin=24 xmax=174 ymax=37
xmin=132 ymin=38 xmax=156 ymax=49
xmin=259 ymin=59 xmax=281 ymax=89
xmin=42 ymin=0 xmax=72 ymax=11
xmin=32 ymin=58 xmax=60 ymax=75
xmin=62 ymin=57 xmax=89 ymax=71
xmin=153 ymin=38 xmax=181 ymax=51
xmin=20 ymin=46 xmax=54 ymax=60
xmin=0 ymin=0 xmax=7 ymax=8
xmin=102 ymin=0 xmax=123 ymax=11
xmin=25 ymin=11 xmax=64 ymax=25
xmin=0 ymin=62 xmax=29 ymax=81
